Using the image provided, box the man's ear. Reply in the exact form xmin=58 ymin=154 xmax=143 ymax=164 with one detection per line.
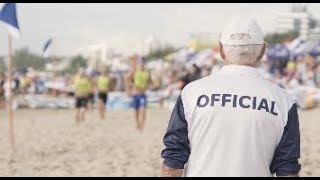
xmin=219 ymin=42 xmax=226 ymax=60
xmin=256 ymin=43 xmax=267 ymax=63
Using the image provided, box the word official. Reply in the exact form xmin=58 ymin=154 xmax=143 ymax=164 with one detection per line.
xmin=197 ymin=94 xmax=278 ymax=116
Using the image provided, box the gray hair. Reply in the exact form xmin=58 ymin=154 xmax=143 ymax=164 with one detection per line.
xmin=223 ymin=44 xmax=263 ymax=66
xmin=222 ymin=33 xmax=263 ymax=66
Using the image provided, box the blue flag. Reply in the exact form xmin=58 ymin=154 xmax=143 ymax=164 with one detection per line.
xmin=43 ymin=38 xmax=53 ymax=57
xmin=0 ymin=3 xmax=20 ymax=38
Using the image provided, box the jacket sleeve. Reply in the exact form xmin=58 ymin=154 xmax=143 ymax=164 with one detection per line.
xmin=161 ymin=95 xmax=191 ymax=169
xmin=270 ymin=103 xmax=301 ymax=176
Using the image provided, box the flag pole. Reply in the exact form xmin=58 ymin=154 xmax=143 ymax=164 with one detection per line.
xmin=8 ymin=32 xmax=14 ymax=150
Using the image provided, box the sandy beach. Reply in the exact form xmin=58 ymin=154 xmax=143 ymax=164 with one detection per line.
xmin=0 ymin=108 xmax=319 ymax=177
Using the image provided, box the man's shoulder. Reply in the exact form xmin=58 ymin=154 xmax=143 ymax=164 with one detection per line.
xmin=182 ymin=76 xmax=212 ymax=94
xmin=182 ymin=75 xmax=296 ymax=105
xmin=261 ymin=78 xmax=296 ymax=105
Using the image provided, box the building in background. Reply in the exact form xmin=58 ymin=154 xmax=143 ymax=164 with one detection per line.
xmin=75 ymin=42 xmax=117 ymax=69
xmin=143 ymin=35 xmax=162 ymax=55
xmin=275 ymin=3 xmax=319 ymax=40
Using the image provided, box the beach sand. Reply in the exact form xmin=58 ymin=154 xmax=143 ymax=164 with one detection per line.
xmin=0 ymin=108 xmax=319 ymax=177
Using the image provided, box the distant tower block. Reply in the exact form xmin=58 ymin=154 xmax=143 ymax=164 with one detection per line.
xmin=77 ymin=42 xmax=111 ymax=69
xmin=275 ymin=3 xmax=311 ymax=41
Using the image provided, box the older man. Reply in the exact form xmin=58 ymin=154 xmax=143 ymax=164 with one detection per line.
xmin=160 ymin=19 xmax=301 ymax=177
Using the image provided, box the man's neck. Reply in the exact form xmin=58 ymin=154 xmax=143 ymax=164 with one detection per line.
xmin=224 ymin=63 xmax=257 ymax=68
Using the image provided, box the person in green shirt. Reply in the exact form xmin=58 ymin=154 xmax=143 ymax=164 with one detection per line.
xmin=129 ymin=57 xmax=151 ymax=132
xmin=97 ymin=69 xmax=110 ymax=120
xmin=74 ymin=69 xmax=91 ymax=126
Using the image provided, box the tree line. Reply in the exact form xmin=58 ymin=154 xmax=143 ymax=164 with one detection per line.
xmin=0 ymin=47 xmax=88 ymax=75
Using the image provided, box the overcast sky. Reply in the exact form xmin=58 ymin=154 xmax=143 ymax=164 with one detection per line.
xmin=0 ymin=3 xmax=320 ymax=56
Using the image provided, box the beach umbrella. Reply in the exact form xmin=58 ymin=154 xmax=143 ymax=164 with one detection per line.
xmin=291 ymin=40 xmax=315 ymax=60
xmin=287 ymin=38 xmax=305 ymax=60
xmin=291 ymin=41 xmax=306 ymax=60
xmin=287 ymin=37 xmax=304 ymax=51
xmin=266 ymin=44 xmax=290 ymax=61
xmin=308 ymin=41 xmax=320 ymax=58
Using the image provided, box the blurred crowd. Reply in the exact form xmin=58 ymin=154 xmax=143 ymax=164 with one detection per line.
xmin=0 ymin=46 xmax=320 ymax=110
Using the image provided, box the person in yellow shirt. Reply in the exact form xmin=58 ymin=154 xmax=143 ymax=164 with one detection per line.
xmin=74 ymin=69 xmax=91 ymax=126
xmin=20 ymin=74 xmax=31 ymax=94
xmin=129 ymin=57 xmax=150 ymax=132
xmin=87 ymin=75 xmax=95 ymax=110
xmin=97 ymin=69 xmax=110 ymax=120
xmin=286 ymin=60 xmax=296 ymax=78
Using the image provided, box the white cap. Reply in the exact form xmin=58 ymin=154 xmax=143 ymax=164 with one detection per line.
xmin=220 ymin=19 xmax=264 ymax=46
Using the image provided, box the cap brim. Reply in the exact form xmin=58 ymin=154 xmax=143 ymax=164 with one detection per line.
xmin=220 ymin=40 xmax=264 ymax=46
